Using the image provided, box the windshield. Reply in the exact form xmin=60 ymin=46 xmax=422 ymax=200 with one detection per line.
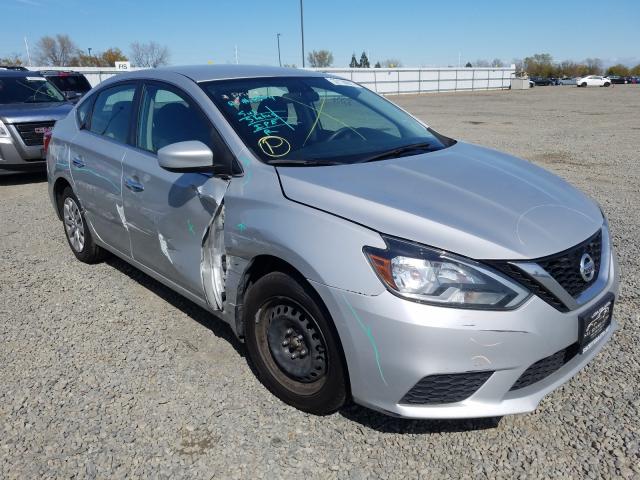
xmin=201 ymin=76 xmax=453 ymax=165
xmin=0 ymin=76 xmax=65 ymax=104
xmin=46 ymin=74 xmax=92 ymax=93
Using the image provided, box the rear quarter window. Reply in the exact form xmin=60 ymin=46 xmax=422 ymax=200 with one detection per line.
xmin=88 ymin=84 xmax=136 ymax=144
xmin=76 ymin=96 xmax=94 ymax=129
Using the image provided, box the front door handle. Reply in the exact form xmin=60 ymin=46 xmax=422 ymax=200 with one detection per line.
xmin=72 ymin=156 xmax=85 ymax=168
xmin=124 ymin=177 xmax=144 ymax=192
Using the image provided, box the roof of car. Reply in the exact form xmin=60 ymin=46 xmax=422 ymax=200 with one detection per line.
xmin=38 ymin=70 xmax=83 ymax=75
xmin=0 ymin=70 xmax=45 ymax=78
xmin=0 ymin=65 xmax=29 ymax=71
xmin=126 ymin=64 xmax=327 ymax=83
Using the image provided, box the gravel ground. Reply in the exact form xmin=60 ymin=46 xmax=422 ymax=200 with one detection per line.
xmin=1 ymin=85 xmax=639 ymax=479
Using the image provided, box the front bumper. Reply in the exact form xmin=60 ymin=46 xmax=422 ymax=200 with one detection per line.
xmin=0 ymin=132 xmax=46 ymax=173
xmin=311 ymin=250 xmax=619 ymax=419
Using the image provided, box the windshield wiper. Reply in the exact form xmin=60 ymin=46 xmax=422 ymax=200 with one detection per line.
xmin=359 ymin=142 xmax=432 ymax=163
xmin=268 ymin=159 xmax=344 ymax=167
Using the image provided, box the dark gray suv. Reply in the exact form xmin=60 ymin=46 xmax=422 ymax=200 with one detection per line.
xmin=0 ymin=70 xmax=73 ymax=174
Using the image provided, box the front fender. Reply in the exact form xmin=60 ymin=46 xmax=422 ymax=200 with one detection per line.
xmin=223 ymin=165 xmax=386 ymax=297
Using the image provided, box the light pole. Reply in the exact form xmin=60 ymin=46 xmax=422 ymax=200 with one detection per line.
xmin=299 ymin=0 xmax=305 ymax=68
xmin=277 ymin=33 xmax=282 ymax=67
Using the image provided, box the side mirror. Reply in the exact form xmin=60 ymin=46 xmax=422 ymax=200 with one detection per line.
xmin=157 ymin=141 xmax=214 ymax=172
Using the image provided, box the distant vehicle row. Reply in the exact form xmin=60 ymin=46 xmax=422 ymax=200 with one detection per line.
xmin=528 ymin=75 xmax=640 ymax=87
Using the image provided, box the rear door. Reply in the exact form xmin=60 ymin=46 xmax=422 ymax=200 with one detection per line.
xmin=70 ymin=82 xmax=138 ymax=257
xmin=122 ymin=80 xmax=230 ymax=298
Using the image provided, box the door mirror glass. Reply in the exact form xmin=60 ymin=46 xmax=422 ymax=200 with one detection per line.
xmin=157 ymin=140 xmax=214 ymax=172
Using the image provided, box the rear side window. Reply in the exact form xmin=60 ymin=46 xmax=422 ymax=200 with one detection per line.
xmin=89 ymin=84 xmax=136 ymax=144
xmin=76 ymin=96 xmax=94 ymax=129
xmin=47 ymin=74 xmax=92 ymax=93
xmin=137 ymin=83 xmax=213 ymax=153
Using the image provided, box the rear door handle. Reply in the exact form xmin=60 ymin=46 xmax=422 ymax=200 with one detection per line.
xmin=72 ymin=156 xmax=85 ymax=168
xmin=124 ymin=177 xmax=144 ymax=192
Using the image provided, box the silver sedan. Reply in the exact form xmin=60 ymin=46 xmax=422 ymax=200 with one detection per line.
xmin=47 ymin=65 xmax=618 ymax=418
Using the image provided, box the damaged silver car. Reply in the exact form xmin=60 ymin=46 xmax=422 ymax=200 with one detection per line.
xmin=47 ymin=66 xmax=618 ymax=419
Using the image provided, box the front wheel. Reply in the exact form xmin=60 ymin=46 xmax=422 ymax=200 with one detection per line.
xmin=60 ymin=187 xmax=105 ymax=263
xmin=244 ymin=272 xmax=348 ymax=415
xmin=604 ymin=82 xmax=611 ymax=87
xmin=580 ymin=82 xmax=587 ymax=87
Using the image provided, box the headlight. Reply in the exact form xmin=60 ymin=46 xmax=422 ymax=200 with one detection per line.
xmin=363 ymin=236 xmax=530 ymax=310
xmin=0 ymin=120 xmax=10 ymax=138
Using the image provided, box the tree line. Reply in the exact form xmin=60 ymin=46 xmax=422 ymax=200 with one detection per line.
xmin=303 ymin=50 xmax=640 ymax=76
xmin=306 ymin=50 xmax=401 ymax=68
xmin=1 ymin=34 xmax=170 ymax=68
xmin=514 ymin=53 xmax=640 ymax=78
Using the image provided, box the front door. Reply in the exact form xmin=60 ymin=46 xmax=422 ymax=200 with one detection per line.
xmin=70 ymin=82 xmax=137 ymax=257
xmin=122 ymin=81 xmax=229 ymax=299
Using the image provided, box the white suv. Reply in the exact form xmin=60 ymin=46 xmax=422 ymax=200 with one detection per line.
xmin=576 ymin=75 xmax=611 ymax=87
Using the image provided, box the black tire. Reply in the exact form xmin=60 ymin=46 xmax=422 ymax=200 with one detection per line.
xmin=604 ymin=82 xmax=610 ymax=87
xmin=244 ymin=271 xmax=348 ymax=415
xmin=581 ymin=82 xmax=587 ymax=87
xmin=59 ymin=187 xmax=105 ymax=264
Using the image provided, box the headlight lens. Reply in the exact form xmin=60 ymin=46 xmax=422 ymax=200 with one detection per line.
xmin=0 ymin=120 xmax=10 ymax=138
xmin=364 ymin=236 xmax=530 ymax=309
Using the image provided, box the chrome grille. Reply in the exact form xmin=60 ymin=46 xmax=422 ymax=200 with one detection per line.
xmin=13 ymin=121 xmax=55 ymax=147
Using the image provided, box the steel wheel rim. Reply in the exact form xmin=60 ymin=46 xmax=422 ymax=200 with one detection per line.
xmin=63 ymin=197 xmax=85 ymax=252
xmin=257 ymin=297 xmax=328 ymax=388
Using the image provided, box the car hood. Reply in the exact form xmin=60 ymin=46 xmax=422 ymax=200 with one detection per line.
xmin=0 ymin=102 xmax=73 ymax=124
xmin=277 ymin=142 xmax=603 ymax=260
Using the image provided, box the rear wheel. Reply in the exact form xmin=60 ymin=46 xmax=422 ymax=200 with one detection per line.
xmin=60 ymin=187 xmax=105 ymax=263
xmin=244 ymin=271 xmax=348 ymax=415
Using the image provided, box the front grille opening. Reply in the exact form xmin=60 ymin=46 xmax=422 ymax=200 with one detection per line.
xmin=400 ymin=371 xmax=494 ymax=405
xmin=538 ymin=231 xmax=602 ymax=297
xmin=489 ymin=229 xmax=603 ymax=312
xmin=510 ymin=343 xmax=579 ymax=391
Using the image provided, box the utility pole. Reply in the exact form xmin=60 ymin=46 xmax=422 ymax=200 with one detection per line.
xmin=300 ymin=0 xmax=305 ymax=68
xmin=24 ymin=37 xmax=31 ymax=66
xmin=277 ymin=33 xmax=282 ymax=67
xmin=234 ymin=45 xmax=238 ymax=64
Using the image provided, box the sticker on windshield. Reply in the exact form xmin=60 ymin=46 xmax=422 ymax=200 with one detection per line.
xmin=26 ymin=77 xmax=47 ymax=81
xmin=325 ymin=77 xmax=361 ymax=87
xmin=258 ymin=135 xmax=291 ymax=157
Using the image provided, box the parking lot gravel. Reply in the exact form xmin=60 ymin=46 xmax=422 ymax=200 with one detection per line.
xmin=1 ymin=85 xmax=639 ymax=479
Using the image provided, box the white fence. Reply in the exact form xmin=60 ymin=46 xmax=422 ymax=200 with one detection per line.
xmin=28 ymin=65 xmax=516 ymax=94
xmin=313 ymin=67 xmax=516 ymax=94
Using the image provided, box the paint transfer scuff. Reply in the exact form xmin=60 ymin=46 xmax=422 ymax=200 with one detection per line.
xmin=341 ymin=293 xmax=388 ymax=386
xmin=158 ymin=233 xmax=173 ymax=264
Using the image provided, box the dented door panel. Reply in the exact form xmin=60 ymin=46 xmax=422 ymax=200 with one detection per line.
xmin=122 ymin=147 xmax=228 ymax=299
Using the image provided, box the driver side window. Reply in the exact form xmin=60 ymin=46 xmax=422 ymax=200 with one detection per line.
xmin=137 ymin=83 xmax=214 ymax=154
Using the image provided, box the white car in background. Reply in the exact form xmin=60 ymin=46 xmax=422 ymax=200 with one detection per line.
xmin=576 ymin=75 xmax=611 ymax=87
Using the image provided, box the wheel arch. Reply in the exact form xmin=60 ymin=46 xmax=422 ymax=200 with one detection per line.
xmin=235 ymin=254 xmax=321 ymax=336
xmin=233 ymin=254 xmax=352 ymax=396
xmin=52 ymin=176 xmax=73 ymax=220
